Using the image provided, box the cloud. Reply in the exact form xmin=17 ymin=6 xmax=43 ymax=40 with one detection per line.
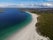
xmin=42 ymin=2 xmax=53 ymax=8
xmin=0 ymin=2 xmax=53 ymax=8
xmin=0 ymin=3 xmax=17 ymax=7
xmin=0 ymin=3 xmax=37 ymax=8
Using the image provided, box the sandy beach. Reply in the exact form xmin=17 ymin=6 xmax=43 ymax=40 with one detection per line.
xmin=6 ymin=12 xmax=48 ymax=40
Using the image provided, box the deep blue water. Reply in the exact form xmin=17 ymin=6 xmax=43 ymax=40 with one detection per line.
xmin=0 ymin=8 xmax=32 ymax=40
xmin=0 ymin=8 xmax=29 ymax=30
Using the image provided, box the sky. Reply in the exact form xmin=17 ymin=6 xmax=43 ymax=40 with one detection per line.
xmin=0 ymin=0 xmax=53 ymax=3
xmin=0 ymin=0 xmax=52 ymax=3
xmin=0 ymin=0 xmax=53 ymax=8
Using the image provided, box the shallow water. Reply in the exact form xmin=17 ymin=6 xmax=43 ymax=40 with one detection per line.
xmin=0 ymin=8 xmax=32 ymax=40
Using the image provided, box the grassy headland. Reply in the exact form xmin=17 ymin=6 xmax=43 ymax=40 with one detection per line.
xmin=29 ymin=9 xmax=53 ymax=40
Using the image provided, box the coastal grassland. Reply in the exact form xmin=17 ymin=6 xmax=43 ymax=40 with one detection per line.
xmin=30 ymin=10 xmax=53 ymax=40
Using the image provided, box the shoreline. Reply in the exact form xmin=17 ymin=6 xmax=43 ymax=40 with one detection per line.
xmin=6 ymin=11 xmax=48 ymax=40
xmin=0 ymin=11 xmax=32 ymax=40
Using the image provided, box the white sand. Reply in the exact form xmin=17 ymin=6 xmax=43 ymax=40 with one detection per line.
xmin=6 ymin=12 xmax=49 ymax=40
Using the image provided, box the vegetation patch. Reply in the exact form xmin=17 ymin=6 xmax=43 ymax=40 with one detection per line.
xmin=31 ymin=10 xmax=53 ymax=40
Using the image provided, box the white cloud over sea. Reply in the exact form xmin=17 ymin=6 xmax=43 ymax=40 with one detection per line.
xmin=0 ymin=2 xmax=53 ymax=8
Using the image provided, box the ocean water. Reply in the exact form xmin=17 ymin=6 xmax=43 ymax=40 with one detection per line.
xmin=0 ymin=8 xmax=32 ymax=40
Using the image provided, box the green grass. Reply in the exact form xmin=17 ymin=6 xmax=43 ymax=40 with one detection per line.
xmin=31 ymin=11 xmax=53 ymax=40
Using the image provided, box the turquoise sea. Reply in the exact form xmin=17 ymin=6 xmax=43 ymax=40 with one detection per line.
xmin=0 ymin=8 xmax=32 ymax=40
